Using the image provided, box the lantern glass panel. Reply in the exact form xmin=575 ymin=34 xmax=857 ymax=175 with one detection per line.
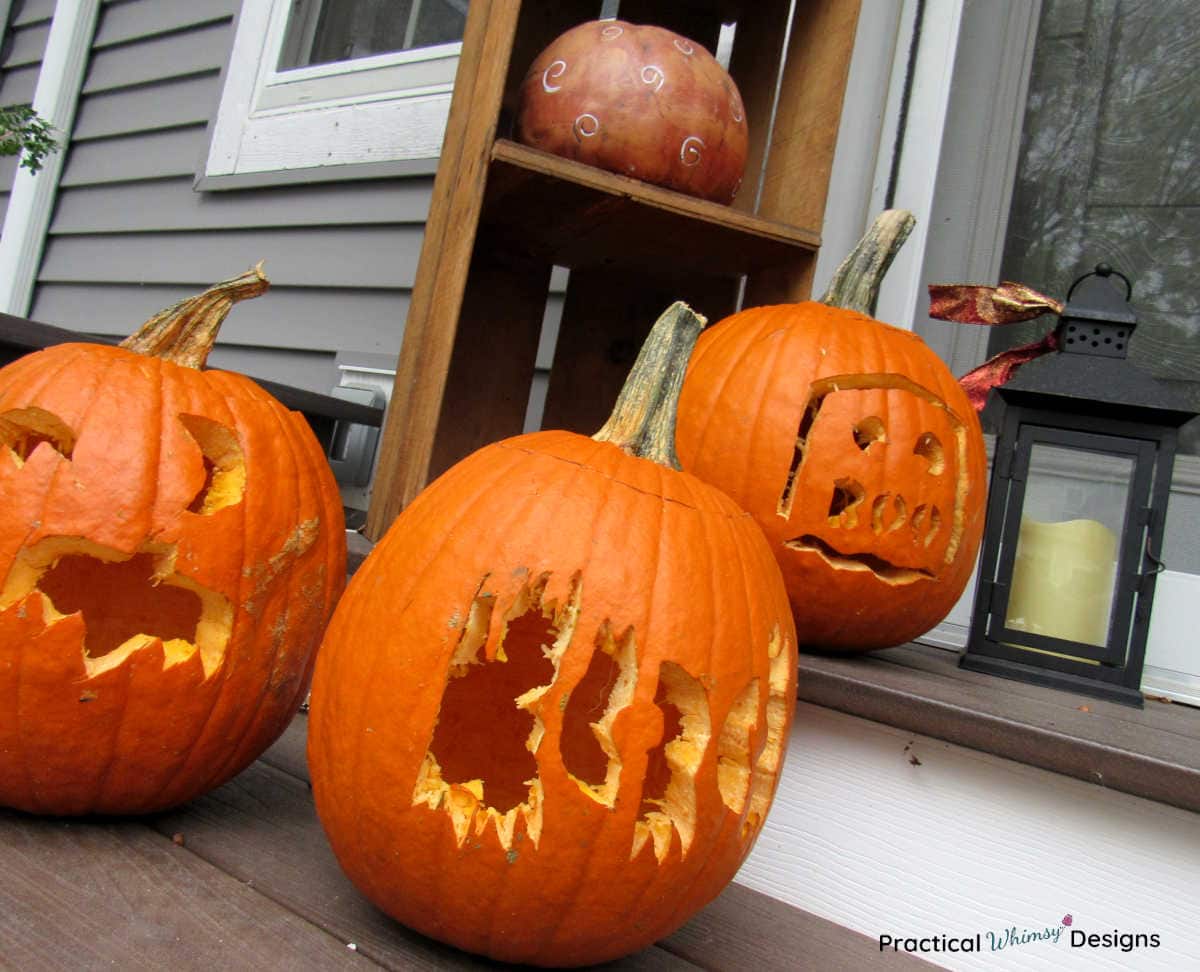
xmin=1004 ymin=443 xmax=1134 ymax=650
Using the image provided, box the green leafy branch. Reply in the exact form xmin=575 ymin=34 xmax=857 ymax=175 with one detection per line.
xmin=0 ymin=104 xmax=59 ymax=174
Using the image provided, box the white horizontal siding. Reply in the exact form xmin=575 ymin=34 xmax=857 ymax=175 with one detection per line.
xmin=738 ymin=703 xmax=1200 ymax=971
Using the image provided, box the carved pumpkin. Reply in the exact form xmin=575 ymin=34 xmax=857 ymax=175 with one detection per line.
xmin=677 ymin=213 xmax=988 ymax=651
xmin=0 ymin=267 xmax=345 ymax=815
xmin=516 ymin=19 xmax=748 ymax=203
xmin=309 ymin=304 xmax=795 ymax=967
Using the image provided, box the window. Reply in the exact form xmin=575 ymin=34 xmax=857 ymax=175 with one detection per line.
xmin=823 ymin=0 xmax=1198 ymax=700
xmin=202 ymin=0 xmax=468 ymax=184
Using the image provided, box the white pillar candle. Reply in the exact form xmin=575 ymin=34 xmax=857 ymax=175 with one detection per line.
xmin=1005 ymin=517 xmax=1119 ymax=648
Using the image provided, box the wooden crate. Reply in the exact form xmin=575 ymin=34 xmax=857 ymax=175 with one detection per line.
xmin=366 ymin=0 xmax=862 ymax=539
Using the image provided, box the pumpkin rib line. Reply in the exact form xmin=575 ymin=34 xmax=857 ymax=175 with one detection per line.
xmin=158 ymin=370 xmax=253 ymax=805
xmin=577 ymin=461 xmax=681 ymax=948
xmin=335 ymin=445 xmax=534 ymax=903
xmin=739 ymin=309 xmax=795 ymax=510
xmin=425 ymin=443 xmax=595 ymax=952
xmin=510 ymin=439 xmax=636 ymax=963
xmin=0 ymin=344 xmax=96 ymax=621
xmin=685 ymin=309 xmax=764 ymax=474
xmin=691 ymin=304 xmax=792 ymax=470
xmin=2 ymin=348 xmax=114 ymax=811
xmin=199 ymin=388 xmax=305 ymax=794
xmin=476 ymin=441 xmax=618 ymax=960
xmin=92 ymin=354 xmax=169 ymax=810
xmin=663 ymin=515 xmax=763 ymax=932
xmin=424 ymin=470 xmax=561 ymax=953
xmin=26 ymin=350 xmax=130 ymax=810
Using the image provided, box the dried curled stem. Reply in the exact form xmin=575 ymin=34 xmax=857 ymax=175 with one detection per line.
xmin=120 ymin=264 xmax=269 ymax=369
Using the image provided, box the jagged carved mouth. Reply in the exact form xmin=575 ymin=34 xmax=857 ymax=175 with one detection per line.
xmin=413 ymin=571 xmax=792 ymax=864
xmin=785 ymin=534 xmax=935 ymax=585
xmin=0 ymin=538 xmax=232 ymax=678
xmin=1 ymin=409 xmax=244 ymax=677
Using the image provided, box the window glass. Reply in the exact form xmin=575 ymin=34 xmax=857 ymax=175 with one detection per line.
xmin=995 ymin=0 xmax=1199 ymax=453
xmin=279 ymin=0 xmax=469 ymax=71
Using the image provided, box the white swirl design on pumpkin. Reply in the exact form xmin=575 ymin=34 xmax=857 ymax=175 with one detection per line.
xmin=542 ymin=60 xmax=567 ymax=93
xmin=680 ymin=135 xmax=705 ymax=165
xmin=731 ymin=94 xmax=744 ymax=123
xmin=574 ymin=113 xmax=600 ymax=139
xmin=641 ymin=65 xmax=666 ymax=92
xmin=673 ymin=38 xmax=695 ymax=55
xmin=601 ymin=25 xmax=624 ymax=39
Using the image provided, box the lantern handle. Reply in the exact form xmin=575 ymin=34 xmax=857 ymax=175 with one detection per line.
xmin=1067 ymin=263 xmax=1132 ymax=303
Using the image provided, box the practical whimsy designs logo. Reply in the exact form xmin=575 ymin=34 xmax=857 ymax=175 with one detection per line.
xmin=1063 ymin=915 xmax=1073 ymax=927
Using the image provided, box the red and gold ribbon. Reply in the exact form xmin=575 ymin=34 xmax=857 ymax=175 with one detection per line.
xmin=928 ymin=281 xmax=1065 ymax=412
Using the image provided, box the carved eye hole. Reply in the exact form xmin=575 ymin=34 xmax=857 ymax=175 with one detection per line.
xmin=914 ymin=432 xmax=945 ymax=475
xmin=828 ymin=477 xmax=865 ymax=527
xmin=0 ymin=407 xmax=76 ymax=466
xmin=178 ymin=414 xmax=245 ymax=514
xmin=853 ymin=416 xmax=886 ymax=451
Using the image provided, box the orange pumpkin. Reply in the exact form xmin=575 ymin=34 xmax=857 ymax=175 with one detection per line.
xmin=309 ymin=303 xmax=795 ymax=967
xmin=0 ymin=267 xmax=345 ymax=814
xmin=516 ymin=19 xmax=748 ymax=203
xmin=677 ymin=213 xmax=988 ymax=651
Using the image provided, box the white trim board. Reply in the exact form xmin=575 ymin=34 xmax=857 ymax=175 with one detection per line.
xmin=202 ymin=0 xmax=461 ymax=183
xmin=0 ymin=0 xmax=100 ymax=316
xmin=737 ymin=703 xmax=1200 ymax=970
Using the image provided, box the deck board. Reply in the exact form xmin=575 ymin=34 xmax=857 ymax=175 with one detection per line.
xmin=149 ymin=758 xmax=695 ymax=970
xmin=0 ymin=806 xmax=378 ymax=970
xmin=0 ymin=710 xmax=930 ymax=968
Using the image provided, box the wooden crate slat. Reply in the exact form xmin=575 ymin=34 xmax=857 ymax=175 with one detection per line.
xmin=482 ymin=140 xmax=820 ymax=276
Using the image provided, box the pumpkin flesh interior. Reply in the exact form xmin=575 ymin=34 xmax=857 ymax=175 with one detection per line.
xmin=411 ymin=567 xmax=732 ymax=864
xmin=0 ymin=537 xmax=232 ymax=677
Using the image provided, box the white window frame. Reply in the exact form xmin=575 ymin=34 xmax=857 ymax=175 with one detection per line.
xmin=822 ymin=0 xmax=1200 ymax=701
xmin=202 ymin=0 xmax=463 ymax=185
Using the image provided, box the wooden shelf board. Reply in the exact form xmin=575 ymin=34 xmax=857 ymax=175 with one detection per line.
xmin=483 ymin=139 xmax=821 ymax=277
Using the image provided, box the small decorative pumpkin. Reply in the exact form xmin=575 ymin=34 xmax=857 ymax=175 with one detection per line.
xmin=309 ymin=304 xmax=795 ymax=967
xmin=676 ymin=212 xmax=988 ymax=651
xmin=516 ymin=19 xmax=748 ymax=203
xmin=0 ymin=267 xmax=345 ymax=815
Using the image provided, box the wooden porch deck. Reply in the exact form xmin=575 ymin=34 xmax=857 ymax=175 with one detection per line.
xmin=0 ymin=713 xmax=933 ymax=971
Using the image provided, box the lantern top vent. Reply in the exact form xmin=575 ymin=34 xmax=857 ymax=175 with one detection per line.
xmin=1057 ymin=264 xmax=1136 ymax=360
xmin=998 ymin=264 xmax=1199 ymax=424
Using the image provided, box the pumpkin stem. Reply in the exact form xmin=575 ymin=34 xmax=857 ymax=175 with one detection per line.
xmin=820 ymin=210 xmax=915 ymax=316
xmin=593 ymin=301 xmax=707 ymax=469
xmin=119 ymin=264 xmax=270 ymax=368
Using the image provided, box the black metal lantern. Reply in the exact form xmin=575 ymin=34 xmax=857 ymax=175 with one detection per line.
xmin=961 ymin=265 xmax=1199 ymax=707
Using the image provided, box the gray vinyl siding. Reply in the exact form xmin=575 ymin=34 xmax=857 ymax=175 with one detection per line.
xmin=0 ymin=0 xmax=55 ymax=224
xmin=27 ymin=0 xmax=435 ymax=397
xmin=18 ymin=0 xmax=565 ymax=428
